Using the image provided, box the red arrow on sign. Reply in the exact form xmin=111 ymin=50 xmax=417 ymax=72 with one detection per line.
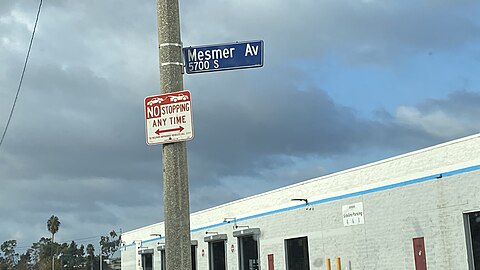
xmin=155 ymin=126 xmax=184 ymax=135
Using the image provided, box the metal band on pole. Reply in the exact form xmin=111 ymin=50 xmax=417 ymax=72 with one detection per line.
xmin=159 ymin=42 xmax=183 ymax=48
xmin=161 ymin=62 xmax=184 ymax=66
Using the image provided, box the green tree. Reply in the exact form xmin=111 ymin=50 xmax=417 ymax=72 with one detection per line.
xmin=99 ymin=231 xmax=121 ymax=259
xmin=85 ymin=244 xmax=95 ymax=270
xmin=0 ymin=240 xmax=19 ymax=270
xmin=15 ymin=252 xmax=31 ymax=270
xmin=0 ymin=226 xmax=120 ymax=270
xmin=59 ymin=241 xmax=85 ymax=270
xmin=29 ymin=237 xmax=51 ymax=269
xmin=47 ymin=216 xmax=60 ymax=270
xmin=0 ymin=259 xmax=7 ymax=270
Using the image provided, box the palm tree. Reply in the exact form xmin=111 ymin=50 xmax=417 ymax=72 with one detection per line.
xmin=47 ymin=215 xmax=61 ymax=270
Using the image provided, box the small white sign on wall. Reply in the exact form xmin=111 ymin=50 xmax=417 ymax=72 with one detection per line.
xmin=342 ymin=202 xmax=364 ymax=226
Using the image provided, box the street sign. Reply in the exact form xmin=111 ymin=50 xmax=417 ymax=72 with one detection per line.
xmin=144 ymin=90 xmax=193 ymax=145
xmin=184 ymin=40 xmax=264 ymax=74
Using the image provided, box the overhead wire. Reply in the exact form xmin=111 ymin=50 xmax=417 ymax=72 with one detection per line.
xmin=0 ymin=1 xmax=122 ymax=256
xmin=10 ymin=234 xmax=108 ymax=252
xmin=0 ymin=0 xmax=43 ymax=150
xmin=7 ymin=228 xmax=122 ymax=252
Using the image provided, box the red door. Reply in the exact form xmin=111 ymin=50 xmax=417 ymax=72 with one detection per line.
xmin=268 ymin=254 xmax=274 ymax=270
xmin=413 ymin=237 xmax=427 ymax=270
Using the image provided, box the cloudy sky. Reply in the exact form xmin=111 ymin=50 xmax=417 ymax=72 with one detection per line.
xmin=1 ymin=0 xmax=480 ymax=253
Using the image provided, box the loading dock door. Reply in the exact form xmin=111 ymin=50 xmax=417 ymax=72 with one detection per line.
xmin=138 ymin=248 xmax=154 ymax=270
xmin=209 ymin=241 xmax=226 ymax=270
xmin=160 ymin=250 xmax=166 ymax=270
xmin=192 ymin=244 xmax=197 ymax=270
xmin=205 ymin=234 xmax=228 ymax=270
xmin=141 ymin=253 xmax=153 ymax=270
xmin=239 ymin=235 xmax=259 ymax=270
xmin=413 ymin=237 xmax=427 ymax=270
xmin=285 ymin=236 xmax=310 ymax=270
xmin=234 ymin=228 xmax=261 ymax=270
xmin=464 ymin=211 xmax=480 ymax=269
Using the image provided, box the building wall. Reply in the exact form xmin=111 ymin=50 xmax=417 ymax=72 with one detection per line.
xmin=121 ymin=134 xmax=480 ymax=270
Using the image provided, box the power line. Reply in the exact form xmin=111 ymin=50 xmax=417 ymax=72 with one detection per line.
xmin=12 ymin=234 xmax=106 ymax=252
xmin=63 ymin=235 xmax=104 ymax=244
xmin=0 ymin=0 xmax=43 ymax=150
xmin=9 ymin=227 xmax=123 ymax=252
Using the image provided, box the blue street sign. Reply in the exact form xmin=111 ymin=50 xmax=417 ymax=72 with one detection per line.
xmin=183 ymin=40 xmax=264 ymax=74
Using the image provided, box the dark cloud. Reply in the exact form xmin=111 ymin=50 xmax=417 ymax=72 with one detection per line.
xmin=182 ymin=1 xmax=480 ymax=66
xmin=185 ymin=65 xmax=442 ymax=181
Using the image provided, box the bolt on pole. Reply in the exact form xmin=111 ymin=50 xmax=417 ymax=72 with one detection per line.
xmin=156 ymin=1 xmax=192 ymax=270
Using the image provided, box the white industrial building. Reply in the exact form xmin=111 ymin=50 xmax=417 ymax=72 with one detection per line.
xmin=121 ymin=134 xmax=480 ymax=270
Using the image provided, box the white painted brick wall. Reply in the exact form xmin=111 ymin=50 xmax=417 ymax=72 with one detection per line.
xmin=122 ymin=134 xmax=480 ymax=270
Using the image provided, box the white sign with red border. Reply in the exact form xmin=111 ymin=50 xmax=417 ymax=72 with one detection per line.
xmin=144 ymin=90 xmax=194 ymax=145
